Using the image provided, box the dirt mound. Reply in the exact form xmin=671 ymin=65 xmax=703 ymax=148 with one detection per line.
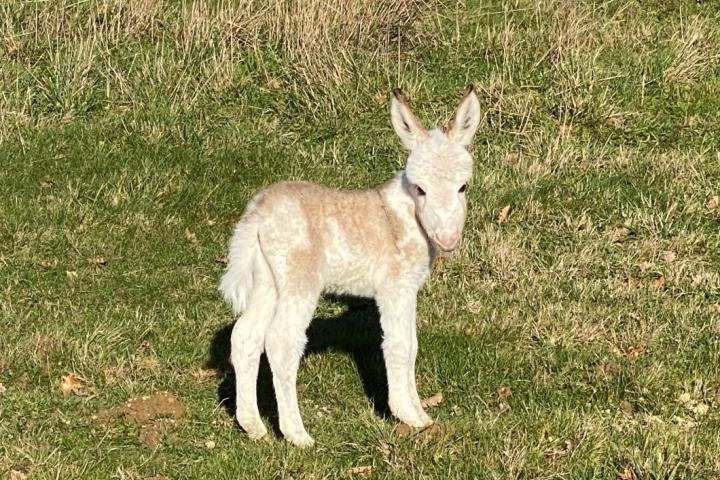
xmin=94 ymin=391 xmax=186 ymax=447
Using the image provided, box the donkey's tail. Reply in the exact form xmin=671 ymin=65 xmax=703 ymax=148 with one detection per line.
xmin=219 ymin=211 xmax=260 ymax=314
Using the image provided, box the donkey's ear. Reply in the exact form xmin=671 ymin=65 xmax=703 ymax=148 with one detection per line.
xmin=390 ymin=89 xmax=428 ymax=150
xmin=446 ymin=85 xmax=481 ymax=147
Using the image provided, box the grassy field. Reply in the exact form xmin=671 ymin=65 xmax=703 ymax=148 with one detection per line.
xmin=2 ymin=0 xmax=720 ymax=478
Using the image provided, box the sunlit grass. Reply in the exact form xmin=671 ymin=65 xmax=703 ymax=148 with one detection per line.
xmin=1 ymin=0 xmax=720 ymax=478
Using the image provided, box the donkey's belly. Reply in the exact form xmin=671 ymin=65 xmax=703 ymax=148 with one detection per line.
xmin=321 ymin=251 xmax=385 ymax=298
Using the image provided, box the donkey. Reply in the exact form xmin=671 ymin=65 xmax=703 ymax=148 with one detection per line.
xmin=219 ymin=85 xmax=481 ymax=446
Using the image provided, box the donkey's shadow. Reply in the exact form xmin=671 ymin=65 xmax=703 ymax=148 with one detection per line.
xmin=207 ymin=296 xmax=389 ymax=435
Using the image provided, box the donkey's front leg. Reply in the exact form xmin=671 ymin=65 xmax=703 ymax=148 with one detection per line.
xmin=376 ymin=290 xmax=433 ymax=428
xmin=407 ymin=318 xmax=433 ymax=425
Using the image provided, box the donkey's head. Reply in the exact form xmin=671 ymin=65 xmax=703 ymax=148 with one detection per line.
xmin=390 ymin=85 xmax=481 ymax=252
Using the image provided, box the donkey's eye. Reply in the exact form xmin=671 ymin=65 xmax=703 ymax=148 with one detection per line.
xmin=415 ymin=185 xmax=426 ymax=196
xmin=459 ymin=183 xmax=468 ymax=193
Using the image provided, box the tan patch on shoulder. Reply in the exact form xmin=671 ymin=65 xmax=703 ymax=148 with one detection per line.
xmin=326 ymin=188 xmax=406 ymax=277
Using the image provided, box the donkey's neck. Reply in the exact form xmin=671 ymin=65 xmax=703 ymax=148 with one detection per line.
xmin=377 ymin=171 xmax=436 ymax=265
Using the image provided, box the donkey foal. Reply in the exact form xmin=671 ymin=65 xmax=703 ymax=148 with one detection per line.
xmin=219 ymin=86 xmax=481 ymax=447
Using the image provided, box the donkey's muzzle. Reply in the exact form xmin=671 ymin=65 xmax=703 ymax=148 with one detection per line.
xmin=432 ymin=231 xmax=461 ymax=252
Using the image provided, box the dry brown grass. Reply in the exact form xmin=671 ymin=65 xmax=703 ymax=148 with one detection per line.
xmin=664 ymin=15 xmax=717 ymax=83
xmin=225 ymin=0 xmax=429 ymax=113
xmin=0 ymin=0 xmax=430 ymax=126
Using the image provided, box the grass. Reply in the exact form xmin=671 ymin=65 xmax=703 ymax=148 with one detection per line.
xmin=2 ymin=0 xmax=720 ymax=478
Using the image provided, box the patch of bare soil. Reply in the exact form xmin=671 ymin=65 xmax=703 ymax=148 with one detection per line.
xmin=94 ymin=391 xmax=186 ymax=447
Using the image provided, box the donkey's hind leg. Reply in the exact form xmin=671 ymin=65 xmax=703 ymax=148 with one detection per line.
xmin=230 ymin=256 xmax=277 ymax=439
xmin=264 ymin=293 xmax=319 ymax=447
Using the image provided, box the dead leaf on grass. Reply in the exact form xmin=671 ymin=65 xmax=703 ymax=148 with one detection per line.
xmin=347 ymin=465 xmax=377 ymax=476
xmin=38 ymin=259 xmax=57 ymax=269
xmin=421 ymin=392 xmax=443 ymax=408
xmin=497 ymin=205 xmax=511 ymax=223
xmin=650 ymin=274 xmax=666 ymax=290
xmin=185 ymin=228 xmax=198 ymax=244
xmin=626 ymin=344 xmax=645 ymax=359
xmin=0 ymin=383 xmax=6 ymax=395
xmin=618 ymin=467 xmax=634 ymax=480
xmin=662 ymin=250 xmax=676 ymax=263
xmin=59 ymin=373 xmax=84 ymax=396
xmin=373 ymin=91 xmax=388 ymax=103
xmin=496 ymin=385 xmax=512 ymax=399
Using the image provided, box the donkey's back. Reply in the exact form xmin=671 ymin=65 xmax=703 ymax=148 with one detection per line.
xmin=222 ymin=178 xmax=427 ymax=306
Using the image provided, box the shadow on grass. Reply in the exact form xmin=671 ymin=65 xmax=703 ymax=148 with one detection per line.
xmin=207 ymin=296 xmax=389 ymax=436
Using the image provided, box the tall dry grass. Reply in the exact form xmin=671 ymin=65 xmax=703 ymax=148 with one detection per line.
xmin=0 ymin=0 xmax=430 ymax=133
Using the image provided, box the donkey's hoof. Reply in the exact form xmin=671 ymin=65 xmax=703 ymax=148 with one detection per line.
xmin=391 ymin=404 xmax=429 ymax=428
xmin=418 ymin=412 xmax=434 ymax=428
xmin=410 ymin=417 xmax=434 ymax=429
xmin=285 ymin=430 xmax=315 ymax=448
xmin=399 ymin=414 xmax=433 ymax=429
xmin=238 ymin=417 xmax=268 ymax=440
xmin=247 ymin=425 xmax=268 ymax=440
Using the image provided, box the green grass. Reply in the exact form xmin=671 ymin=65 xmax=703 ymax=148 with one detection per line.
xmin=2 ymin=0 xmax=720 ymax=478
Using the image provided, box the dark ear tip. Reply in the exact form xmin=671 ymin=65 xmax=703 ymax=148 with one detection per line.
xmin=464 ymin=84 xmax=475 ymax=94
xmin=391 ymin=88 xmax=409 ymax=105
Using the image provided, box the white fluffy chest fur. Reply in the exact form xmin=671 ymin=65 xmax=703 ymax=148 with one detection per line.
xmin=322 ymin=174 xmax=434 ymax=297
